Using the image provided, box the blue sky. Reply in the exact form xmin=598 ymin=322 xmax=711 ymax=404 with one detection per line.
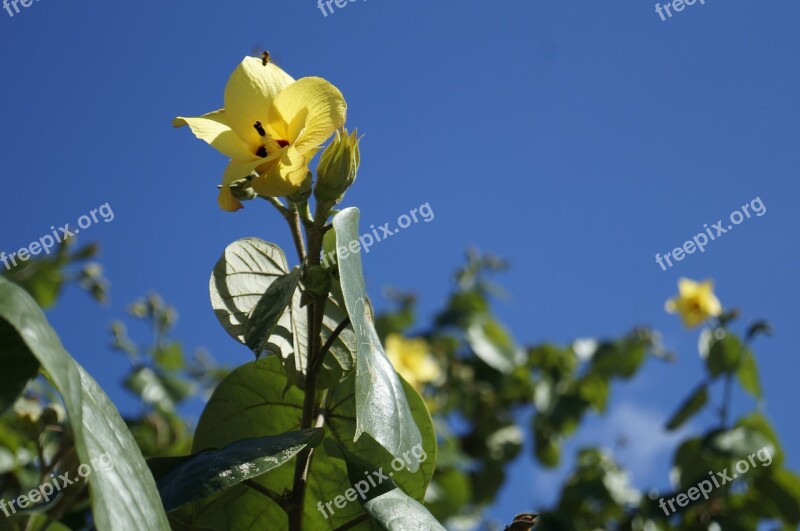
xmin=2 ymin=0 xmax=799 ymax=525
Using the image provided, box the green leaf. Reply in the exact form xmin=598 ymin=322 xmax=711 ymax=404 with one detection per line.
xmin=737 ymin=412 xmax=783 ymax=467
xmin=0 ymin=277 xmax=170 ymax=530
xmin=425 ymin=469 xmax=472 ymax=521
xmin=124 ymin=366 xmax=176 ymax=413
xmin=153 ymin=342 xmax=185 ymax=371
xmin=363 ymin=490 xmax=446 ymax=530
xmin=577 ymin=374 xmax=610 ymax=412
xmin=188 ymin=356 xmax=436 ymax=530
xmin=665 ymin=383 xmax=708 ymax=431
xmin=590 ymin=337 xmax=647 ymax=379
xmin=533 ymin=418 xmax=561 ymax=468
xmin=706 ymin=331 xmax=746 ymax=377
xmin=325 ymin=440 xmax=398 ymax=503
xmin=671 ymin=437 xmax=730 ymax=490
xmin=704 ymin=426 xmax=774 ymax=459
xmin=466 ymin=318 xmax=524 ymax=373
xmin=754 ymin=469 xmax=800 ymax=525
xmin=0 ymin=320 xmax=40 ymax=413
xmin=737 ymin=351 xmax=762 ymax=398
xmin=210 ymin=237 xmax=355 ymax=388
xmin=332 ymin=208 xmax=423 ymax=469
xmin=244 ymin=268 xmax=301 ymax=357
xmin=156 ymin=429 xmax=323 ymax=512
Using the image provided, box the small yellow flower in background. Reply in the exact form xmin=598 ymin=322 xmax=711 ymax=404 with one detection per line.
xmin=385 ymin=334 xmax=441 ymax=389
xmin=174 ymin=57 xmax=347 ymax=211
xmin=665 ymin=278 xmax=723 ymax=328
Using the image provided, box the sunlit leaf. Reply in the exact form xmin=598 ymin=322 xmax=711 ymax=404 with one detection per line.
xmin=155 ymin=429 xmax=323 ymax=512
xmin=209 ymin=237 xmax=354 ymax=388
xmin=332 ymin=208 xmax=423 ymax=469
xmin=363 ymin=489 xmax=446 ymax=530
xmin=0 ymin=277 xmax=170 ymax=530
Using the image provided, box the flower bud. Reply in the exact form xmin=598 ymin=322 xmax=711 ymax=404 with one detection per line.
xmin=314 ymin=128 xmax=361 ymax=204
xmin=226 ymin=177 xmax=258 ymax=201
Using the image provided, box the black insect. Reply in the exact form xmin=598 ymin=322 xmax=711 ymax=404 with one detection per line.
xmin=504 ymin=513 xmax=539 ymax=530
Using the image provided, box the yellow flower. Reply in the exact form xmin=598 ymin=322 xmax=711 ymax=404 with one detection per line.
xmin=174 ymin=57 xmax=347 ymax=211
xmin=665 ymin=278 xmax=723 ymax=328
xmin=385 ymin=334 xmax=441 ymax=389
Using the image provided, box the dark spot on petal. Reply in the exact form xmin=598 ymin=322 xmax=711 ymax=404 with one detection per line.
xmin=256 ymin=146 xmax=268 ymax=158
xmin=253 ymin=121 xmax=266 ymax=137
xmin=277 ymin=139 xmax=290 ymax=148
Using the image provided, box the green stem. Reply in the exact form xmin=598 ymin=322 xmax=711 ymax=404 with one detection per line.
xmin=288 ymin=201 xmax=332 ymax=531
xmin=244 ymin=480 xmax=289 ymax=510
xmin=266 ymin=196 xmax=307 ymax=262
xmin=310 ymin=317 xmax=351 ymax=376
xmin=721 ymin=373 xmax=733 ymax=429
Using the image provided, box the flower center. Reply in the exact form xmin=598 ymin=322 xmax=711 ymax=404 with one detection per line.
xmin=253 ymin=121 xmax=290 ymax=158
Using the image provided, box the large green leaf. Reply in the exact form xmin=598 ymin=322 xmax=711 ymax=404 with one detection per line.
xmin=363 ymin=490 xmax=446 ymax=530
xmin=0 ymin=277 xmax=170 ymax=530
xmin=332 ymin=208 xmax=424 ymax=468
xmin=209 ymin=237 xmax=355 ymax=388
xmin=180 ymin=356 xmax=436 ymax=530
xmin=156 ymin=429 xmax=323 ymax=512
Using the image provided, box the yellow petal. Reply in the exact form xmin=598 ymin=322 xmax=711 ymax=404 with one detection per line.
xmin=174 ymin=110 xmax=256 ymax=161
xmin=217 ymin=158 xmax=268 ymax=212
xmin=677 ymin=277 xmax=706 ymax=297
xmin=218 ymin=187 xmax=243 ymax=212
xmin=268 ymin=77 xmax=346 ymax=154
xmin=414 ymin=357 xmax=442 ymax=383
xmin=250 ymin=147 xmax=309 ymax=197
xmin=224 ymin=58 xmax=295 ymax=147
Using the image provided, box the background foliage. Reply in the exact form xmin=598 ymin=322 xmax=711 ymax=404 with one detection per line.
xmin=1 ymin=240 xmax=798 ymax=530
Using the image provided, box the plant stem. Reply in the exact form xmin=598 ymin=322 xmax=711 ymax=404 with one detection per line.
xmin=720 ymin=336 xmax=751 ymax=430
xmin=244 ymin=480 xmax=289 ymax=511
xmin=721 ymin=373 xmax=733 ymax=429
xmin=288 ymin=205 xmax=307 ymax=261
xmin=310 ymin=317 xmax=351 ymax=375
xmin=267 ymin=197 xmax=307 ymax=263
xmin=288 ymin=202 xmax=331 ymax=531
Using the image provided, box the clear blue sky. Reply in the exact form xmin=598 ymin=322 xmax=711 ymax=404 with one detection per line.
xmin=2 ymin=0 xmax=799 ymax=525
